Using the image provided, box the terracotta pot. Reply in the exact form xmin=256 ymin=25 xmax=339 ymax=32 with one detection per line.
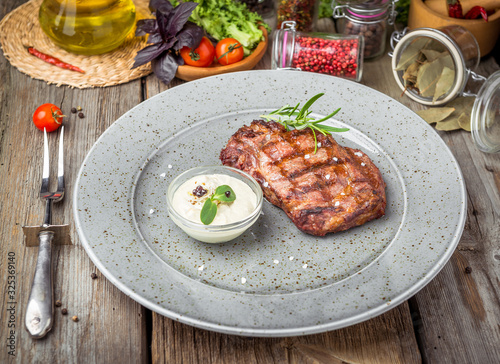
xmin=408 ymin=0 xmax=500 ymax=56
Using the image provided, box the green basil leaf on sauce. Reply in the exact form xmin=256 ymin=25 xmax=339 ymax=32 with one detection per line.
xmin=213 ymin=185 xmax=236 ymax=202
xmin=200 ymin=199 xmax=218 ymax=225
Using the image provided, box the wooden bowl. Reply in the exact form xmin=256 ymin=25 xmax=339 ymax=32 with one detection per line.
xmin=408 ymin=0 xmax=500 ymax=56
xmin=175 ymin=27 xmax=268 ymax=82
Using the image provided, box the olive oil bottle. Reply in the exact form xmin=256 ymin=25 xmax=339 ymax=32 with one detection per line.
xmin=39 ymin=0 xmax=136 ymax=55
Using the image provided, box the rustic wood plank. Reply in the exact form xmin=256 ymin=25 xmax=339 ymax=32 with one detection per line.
xmin=364 ymin=44 xmax=500 ymax=363
xmin=410 ymin=119 xmax=500 ymax=362
xmin=149 ymin=27 xmax=499 ymax=363
xmin=0 ymin=1 xmax=149 ymax=362
xmin=0 ymin=81 xmax=149 ymax=364
xmin=152 ymin=317 xmax=289 ymax=364
xmin=285 ymin=301 xmax=421 ymax=364
xmin=2 ymin=1 xmax=498 ymax=361
xmin=148 ymin=23 xmax=421 ymax=364
xmin=152 ymin=302 xmax=420 ymax=364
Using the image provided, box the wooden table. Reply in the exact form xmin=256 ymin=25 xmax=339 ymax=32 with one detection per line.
xmin=1 ymin=1 xmax=500 ymax=362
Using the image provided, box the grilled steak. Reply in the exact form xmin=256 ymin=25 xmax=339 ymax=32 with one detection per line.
xmin=220 ymin=120 xmax=386 ymax=236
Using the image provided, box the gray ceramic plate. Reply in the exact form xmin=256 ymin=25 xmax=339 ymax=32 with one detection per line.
xmin=74 ymin=70 xmax=466 ymax=337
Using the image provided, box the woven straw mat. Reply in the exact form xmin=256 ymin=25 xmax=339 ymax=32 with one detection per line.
xmin=0 ymin=0 xmax=152 ymax=88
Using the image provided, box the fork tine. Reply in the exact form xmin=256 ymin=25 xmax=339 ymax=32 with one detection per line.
xmin=55 ymin=126 xmax=65 ymax=200
xmin=57 ymin=127 xmax=64 ymax=184
xmin=40 ymin=128 xmax=50 ymax=196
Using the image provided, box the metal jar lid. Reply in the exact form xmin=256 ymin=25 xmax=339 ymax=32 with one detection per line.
xmin=333 ymin=0 xmax=396 ymax=24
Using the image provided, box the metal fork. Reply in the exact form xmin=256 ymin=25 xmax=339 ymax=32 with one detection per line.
xmin=25 ymin=126 xmax=65 ymax=339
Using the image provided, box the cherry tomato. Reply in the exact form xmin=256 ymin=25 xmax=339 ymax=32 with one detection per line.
xmin=215 ymin=38 xmax=244 ymax=66
xmin=33 ymin=103 xmax=64 ymax=132
xmin=180 ymin=37 xmax=215 ymax=67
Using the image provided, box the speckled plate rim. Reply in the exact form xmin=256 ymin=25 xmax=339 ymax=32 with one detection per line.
xmin=73 ymin=70 xmax=466 ymax=337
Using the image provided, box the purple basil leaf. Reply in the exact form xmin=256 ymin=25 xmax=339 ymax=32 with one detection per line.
xmin=147 ymin=32 xmax=163 ymax=44
xmin=156 ymin=8 xmax=171 ymax=42
xmin=173 ymin=22 xmax=204 ymax=50
xmin=163 ymin=36 xmax=178 ymax=50
xmin=152 ymin=52 xmax=179 ymax=85
xmin=135 ymin=18 xmax=158 ymax=36
xmin=131 ymin=0 xmax=203 ymax=76
xmin=175 ymin=50 xmax=185 ymax=66
xmin=167 ymin=2 xmax=198 ymax=36
xmin=132 ymin=42 xmax=168 ymax=68
xmin=149 ymin=0 xmax=173 ymax=13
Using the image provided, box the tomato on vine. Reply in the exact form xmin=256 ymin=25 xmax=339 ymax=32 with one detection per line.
xmin=33 ymin=103 xmax=64 ymax=132
xmin=180 ymin=37 xmax=215 ymax=67
xmin=216 ymin=38 xmax=244 ymax=66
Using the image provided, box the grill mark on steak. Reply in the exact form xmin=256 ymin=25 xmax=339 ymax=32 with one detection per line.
xmin=220 ymin=120 xmax=386 ymax=236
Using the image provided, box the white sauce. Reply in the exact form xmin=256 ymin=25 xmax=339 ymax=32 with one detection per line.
xmin=172 ymin=174 xmax=257 ymax=225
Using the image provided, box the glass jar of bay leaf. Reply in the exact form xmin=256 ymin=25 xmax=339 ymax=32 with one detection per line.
xmin=39 ymin=0 xmax=136 ymax=55
xmin=390 ymin=26 xmax=500 ymax=154
xmin=389 ymin=26 xmax=481 ymax=106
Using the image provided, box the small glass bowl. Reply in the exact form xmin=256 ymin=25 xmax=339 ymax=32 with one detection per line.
xmin=166 ymin=166 xmax=263 ymax=243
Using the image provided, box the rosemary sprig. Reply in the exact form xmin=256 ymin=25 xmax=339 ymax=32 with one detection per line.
xmin=260 ymin=93 xmax=349 ymax=153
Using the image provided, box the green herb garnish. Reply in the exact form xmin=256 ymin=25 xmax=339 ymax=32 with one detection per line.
xmin=260 ymin=93 xmax=349 ymax=153
xmin=200 ymin=185 xmax=236 ymax=225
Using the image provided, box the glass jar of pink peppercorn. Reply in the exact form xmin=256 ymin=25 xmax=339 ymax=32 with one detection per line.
xmin=271 ymin=21 xmax=364 ymax=82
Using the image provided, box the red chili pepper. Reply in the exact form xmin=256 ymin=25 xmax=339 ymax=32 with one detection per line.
xmin=27 ymin=47 xmax=85 ymax=74
xmin=447 ymin=0 xmax=463 ymax=18
xmin=464 ymin=6 xmax=488 ymax=21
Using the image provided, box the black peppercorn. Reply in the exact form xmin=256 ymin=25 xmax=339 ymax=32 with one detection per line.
xmin=465 ymin=266 xmax=472 ymax=274
xmin=71 ymin=107 xmax=77 ymax=114
xmin=78 ymin=112 xmax=85 ymax=118
xmin=91 ymin=272 xmax=98 ymax=279
xmin=61 ymin=308 xmax=68 ymax=315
